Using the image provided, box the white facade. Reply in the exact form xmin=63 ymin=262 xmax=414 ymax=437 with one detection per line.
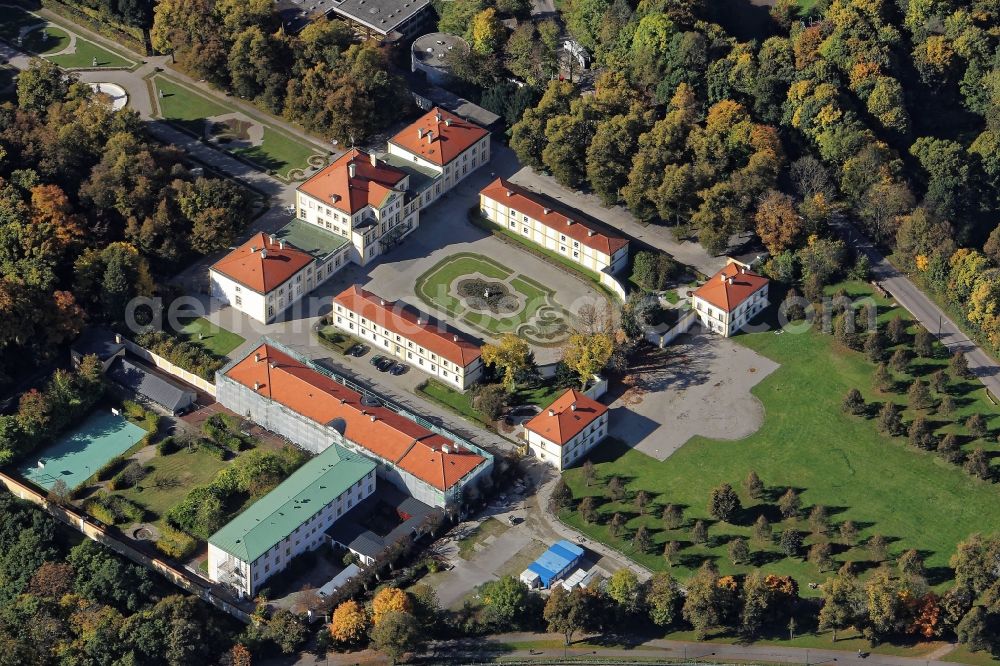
xmin=692 ymin=283 xmax=770 ymax=337
xmin=525 ymin=412 xmax=608 ymax=471
xmin=207 ymin=469 xmax=376 ymax=598
xmin=210 ymin=243 xmax=352 ymax=324
xmin=479 ymin=194 xmax=628 ymax=275
xmin=386 ymin=134 xmax=490 ymax=207
xmin=331 ymin=303 xmax=483 ymax=391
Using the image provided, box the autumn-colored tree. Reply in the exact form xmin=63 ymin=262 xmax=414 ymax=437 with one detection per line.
xmin=230 ymin=644 xmax=252 ymax=666
xmin=469 ymin=8 xmax=503 ymax=54
xmin=562 ymin=332 xmax=614 ymax=387
xmin=329 ymin=600 xmax=369 ymax=644
xmin=755 ymin=190 xmax=803 ymax=254
xmin=371 ymin=587 xmax=412 ymax=627
xmin=480 ymin=334 xmax=531 ymax=391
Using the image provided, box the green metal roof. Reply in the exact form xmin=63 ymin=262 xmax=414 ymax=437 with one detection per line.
xmin=273 ymin=218 xmax=350 ymax=260
xmin=209 ymin=444 xmax=375 ymax=563
xmin=378 ymin=153 xmax=439 ymax=195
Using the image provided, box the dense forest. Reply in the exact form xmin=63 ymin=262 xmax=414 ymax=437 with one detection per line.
xmin=0 ymin=61 xmax=252 ymax=390
xmin=503 ymin=0 xmax=1000 ymax=349
xmin=0 ymin=489 xmax=245 ymax=665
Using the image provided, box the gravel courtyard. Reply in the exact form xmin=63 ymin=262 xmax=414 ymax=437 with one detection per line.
xmin=608 ymin=331 xmax=780 ymax=460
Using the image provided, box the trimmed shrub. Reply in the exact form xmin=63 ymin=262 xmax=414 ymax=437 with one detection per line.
xmin=199 ymin=440 xmax=227 ymax=460
xmin=109 ymin=461 xmax=148 ymax=491
xmin=96 ymin=455 xmax=127 ymax=482
xmin=154 ymin=526 xmax=198 ymax=561
xmin=157 ymin=437 xmax=178 ymax=456
xmin=84 ymin=500 xmax=117 ymax=525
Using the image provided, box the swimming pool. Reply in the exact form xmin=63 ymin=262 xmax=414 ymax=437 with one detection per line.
xmin=18 ymin=410 xmax=147 ymax=491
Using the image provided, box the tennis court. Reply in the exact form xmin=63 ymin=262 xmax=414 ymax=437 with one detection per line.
xmin=18 ymin=410 xmax=146 ymax=490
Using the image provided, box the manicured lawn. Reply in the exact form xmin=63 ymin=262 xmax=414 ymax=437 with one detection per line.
xmin=174 ymin=317 xmax=244 ymax=357
xmin=943 ymin=645 xmax=1000 ymax=665
xmin=512 ymin=383 xmax=564 ymax=409
xmin=48 ymin=37 xmax=134 ymax=69
xmin=153 ymin=76 xmax=230 ymax=136
xmin=415 ymin=252 xmax=575 ymax=345
xmin=418 ymin=379 xmax=490 ymax=426
xmin=23 ymin=26 xmax=69 ymax=55
xmin=114 ymin=446 xmax=229 ymax=521
xmin=560 ymin=282 xmax=1000 ymax=592
xmin=232 ymin=127 xmax=322 ymax=179
xmin=153 ymin=77 xmax=323 ymax=179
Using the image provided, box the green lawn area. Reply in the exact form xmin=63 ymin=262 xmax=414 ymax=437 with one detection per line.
xmin=560 ymin=282 xmax=1000 ymax=592
xmin=152 ymin=76 xmax=323 ymax=179
xmin=943 ymin=645 xmax=1000 ymax=665
xmin=23 ymin=26 xmax=70 ymax=55
xmin=173 ymin=317 xmax=244 ymax=357
xmin=416 ymin=252 xmax=513 ymax=319
xmin=48 ymin=37 xmax=134 ymax=69
xmin=418 ymin=379 xmax=490 ymax=426
xmin=512 ymin=383 xmax=565 ymax=409
xmin=113 ymin=446 xmax=229 ymax=522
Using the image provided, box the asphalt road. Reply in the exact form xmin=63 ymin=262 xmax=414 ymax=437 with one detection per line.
xmin=841 ymin=221 xmax=1000 ymax=398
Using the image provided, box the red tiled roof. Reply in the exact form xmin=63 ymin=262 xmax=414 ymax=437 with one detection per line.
xmin=334 ymin=285 xmax=481 ymax=367
xmin=692 ymin=263 xmax=769 ymax=313
xmin=524 ymin=389 xmax=607 ymax=446
xmin=480 ymin=178 xmax=629 ymax=256
xmin=297 ymin=149 xmax=407 ymax=215
xmin=389 ymin=107 xmax=489 ymax=167
xmin=211 ymin=232 xmax=313 ymax=294
xmin=226 ymin=344 xmax=485 ymax=491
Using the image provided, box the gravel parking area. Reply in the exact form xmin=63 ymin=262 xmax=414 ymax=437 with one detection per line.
xmin=609 ymin=331 xmax=779 ymax=460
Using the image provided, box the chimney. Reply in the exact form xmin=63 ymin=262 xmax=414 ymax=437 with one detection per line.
xmin=253 ymin=382 xmax=260 ymax=391
xmin=548 ymin=409 xmax=555 ymax=417
xmin=379 ymin=299 xmax=386 ymax=306
xmin=370 ymin=153 xmax=377 ymax=167
xmin=370 ymin=415 xmax=376 ymax=422
xmin=417 ymin=317 xmax=424 ymax=325
xmin=348 ymin=162 xmax=356 ymax=179
xmin=278 ymin=240 xmax=284 ymax=250
xmin=435 ymin=111 xmax=442 ymax=122
xmin=543 ymin=207 xmax=552 ymax=214
xmin=453 ymin=335 xmax=459 ymax=342
xmin=445 ymin=118 xmax=452 ymax=127
xmin=506 ymin=190 xmax=513 ymax=197
xmin=727 ymin=277 xmax=734 ymax=285
xmin=331 ymin=194 xmax=340 ymax=203
xmin=442 ymin=444 xmax=451 ymax=453
xmin=587 ymin=230 xmax=595 ymax=237
xmin=417 ymin=127 xmax=424 ymax=139
xmin=255 ymin=353 xmax=261 ymax=363
xmin=566 ymin=219 xmax=573 ymax=226
xmin=426 ymin=130 xmax=434 ymax=143
xmin=720 ymin=273 xmax=726 ymax=282
xmin=570 ymin=403 xmax=577 ymax=411
xmin=114 ymin=334 xmax=122 ymax=344
xmin=260 ymin=249 xmax=268 ymax=259
xmin=340 ymin=398 xmax=346 ymax=404
xmin=251 ymin=246 xmax=258 ymax=253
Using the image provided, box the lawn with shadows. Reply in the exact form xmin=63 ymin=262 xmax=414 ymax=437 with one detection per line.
xmin=560 ymin=282 xmax=1000 ymax=592
xmin=153 ymin=76 xmax=230 ymax=136
xmin=23 ymin=25 xmax=69 ymax=54
xmin=48 ymin=37 xmax=134 ymax=69
xmin=113 ymin=445 xmax=230 ymax=521
xmin=174 ymin=317 xmax=244 ymax=357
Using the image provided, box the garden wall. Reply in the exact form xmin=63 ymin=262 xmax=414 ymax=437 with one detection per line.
xmin=0 ymin=470 xmax=251 ymax=623
xmin=123 ymin=339 xmax=216 ymax=397
xmin=645 ymin=310 xmax=697 ymax=348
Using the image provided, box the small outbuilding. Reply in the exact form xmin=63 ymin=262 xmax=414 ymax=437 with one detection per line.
xmin=70 ymin=328 xmax=125 ymax=372
xmin=520 ymin=539 xmax=584 ymax=589
xmin=107 ymin=358 xmax=197 ymax=415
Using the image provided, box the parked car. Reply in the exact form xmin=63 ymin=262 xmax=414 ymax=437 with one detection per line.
xmin=389 ymin=362 xmax=408 ymax=376
xmin=369 ymin=354 xmax=385 ymax=366
xmin=377 ymin=358 xmax=394 ymax=372
xmin=348 ymin=344 xmax=369 ymax=357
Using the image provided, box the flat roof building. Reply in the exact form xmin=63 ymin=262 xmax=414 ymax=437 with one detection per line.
xmin=331 ymin=285 xmax=483 ymax=391
xmin=411 ymin=32 xmax=469 ymax=86
xmin=208 ymin=443 xmax=376 ymax=597
xmin=325 ymin=0 xmax=432 ymax=43
xmin=520 ymin=540 xmax=584 ymax=589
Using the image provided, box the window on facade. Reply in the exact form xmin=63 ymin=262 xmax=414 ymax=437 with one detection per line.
xmin=235 ymin=296 xmax=242 ymax=306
